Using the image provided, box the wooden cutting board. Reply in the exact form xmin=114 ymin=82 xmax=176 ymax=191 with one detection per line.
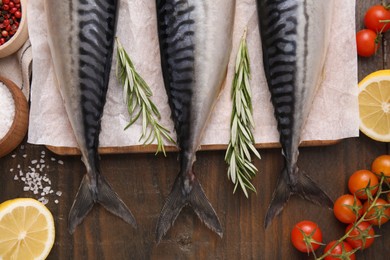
xmin=46 ymin=139 xmax=340 ymax=156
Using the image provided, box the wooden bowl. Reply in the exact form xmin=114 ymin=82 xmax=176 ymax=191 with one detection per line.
xmin=0 ymin=76 xmax=28 ymax=158
xmin=0 ymin=0 xmax=29 ymax=58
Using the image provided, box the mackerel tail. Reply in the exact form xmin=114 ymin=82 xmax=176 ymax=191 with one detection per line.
xmin=256 ymin=0 xmax=334 ymax=228
xmin=44 ymin=0 xmax=137 ymax=233
xmin=68 ymin=168 xmax=137 ymax=234
xmin=156 ymin=155 xmax=222 ymax=243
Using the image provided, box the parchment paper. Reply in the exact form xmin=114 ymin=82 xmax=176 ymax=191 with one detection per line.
xmin=27 ymin=0 xmax=359 ymax=149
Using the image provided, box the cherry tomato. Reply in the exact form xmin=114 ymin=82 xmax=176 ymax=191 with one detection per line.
xmin=348 ymin=170 xmax=378 ymax=199
xmin=371 ymin=154 xmax=390 ymax=183
xmin=324 ymin=241 xmax=356 ymax=260
xmin=333 ymin=194 xmax=363 ymax=224
xmin=291 ymin=220 xmax=323 ymax=253
xmin=345 ymin=222 xmax=375 ymax=249
xmin=356 ymin=29 xmax=380 ymax=57
xmin=364 ymin=5 xmax=390 ymax=33
xmin=363 ymin=198 xmax=390 ymax=226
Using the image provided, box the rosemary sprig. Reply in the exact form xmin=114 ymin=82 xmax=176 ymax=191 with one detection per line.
xmin=225 ymin=28 xmax=261 ymax=197
xmin=115 ymin=38 xmax=175 ymax=155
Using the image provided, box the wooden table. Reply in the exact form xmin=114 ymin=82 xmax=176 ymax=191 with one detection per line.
xmin=1 ymin=1 xmax=389 ymax=259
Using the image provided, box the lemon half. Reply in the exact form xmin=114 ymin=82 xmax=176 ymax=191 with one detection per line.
xmin=0 ymin=198 xmax=55 ymax=260
xmin=358 ymin=70 xmax=390 ymax=142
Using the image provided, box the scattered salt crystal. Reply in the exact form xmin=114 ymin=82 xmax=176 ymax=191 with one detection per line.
xmin=54 ymin=200 xmax=59 ymax=204
xmin=23 ymin=154 xmax=27 ymax=158
xmin=10 ymin=151 xmax=63 ymax=205
xmin=20 ymin=145 xmax=24 ymax=149
xmin=0 ymin=82 xmax=15 ymax=139
xmin=11 ymin=154 xmax=16 ymax=158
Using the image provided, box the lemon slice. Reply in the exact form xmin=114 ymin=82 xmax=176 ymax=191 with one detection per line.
xmin=358 ymin=70 xmax=390 ymax=142
xmin=0 ymin=198 xmax=55 ymax=260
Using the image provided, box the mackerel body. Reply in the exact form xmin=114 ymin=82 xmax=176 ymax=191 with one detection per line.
xmin=156 ymin=0 xmax=235 ymax=242
xmin=256 ymin=0 xmax=334 ymax=226
xmin=45 ymin=0 xmax=136 ymax=233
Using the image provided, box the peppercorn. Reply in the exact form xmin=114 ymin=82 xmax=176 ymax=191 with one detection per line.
xmin=0 ymin=0 xmax=22 ymax=46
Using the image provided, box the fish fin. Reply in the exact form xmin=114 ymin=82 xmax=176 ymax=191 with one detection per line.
xmin=68 ymin=175 xmax=95 ymax=234
xmin=68 ymin=174 xmax=137 ymax=234
xmin=156 ymin=175 xmax=222 ymax=243
xmin=294 ymin=171 xmax=333 ymax=209
xmin=264 ymin=167 xmax=291 ymax=228
xmin=96 ymin=175 xmax=137 ymax=229
xmin=264 ymin=168 xmax=333 ymax=228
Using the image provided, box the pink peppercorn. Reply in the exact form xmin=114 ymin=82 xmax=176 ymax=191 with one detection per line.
xmin=0 ymin=0 xmax=22 ymax=46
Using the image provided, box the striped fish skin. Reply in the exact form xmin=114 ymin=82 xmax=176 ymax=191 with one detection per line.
xmin=45 ymin=0 xmax=136 ymax=233
xmin=257 ymin=0 xmax=334 ymax=227
xmin=156 ymin=0 xmax=235 ymax=242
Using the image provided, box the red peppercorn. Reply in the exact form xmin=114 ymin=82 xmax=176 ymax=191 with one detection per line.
xmin=14 ymin=0 xmax=20 ymax=3
xmin=8 ymin=2 xmax=14 ymax=9
xmin=2 ymin=30 xmax=9 ymax=37
xmin=14 ymin=11 xmax=21 ymax=19
xmin=0 ymin=38 xmax=5 ymax=45
xmin=9 ymin=7 xmax=17 ymax=14
xmin=2 ymin=5 xmax=10 ymax=11
xmin=3 ymin=0 xmax=10 ymax=4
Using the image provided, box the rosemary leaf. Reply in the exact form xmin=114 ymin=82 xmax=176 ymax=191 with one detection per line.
xmin=225 ymin=28 xmax=261 ymax=197
xmin=116 ymin=37 xmax=175 ymax=155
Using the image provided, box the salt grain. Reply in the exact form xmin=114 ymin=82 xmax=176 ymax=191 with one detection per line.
xmin=58 ymin=160 xmax=64 ymax=165
xmin=0 ymin=82 xmax=15 ymax=139
xmin=11 ymin=154 xmax=16 ymax=158
xmin=31 ymin=160 xmax=38 ymax=164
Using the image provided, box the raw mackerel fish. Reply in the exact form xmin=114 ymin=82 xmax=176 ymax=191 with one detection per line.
xmin=155 ymin=0 xmax=235 ymax=242
xmin=256 ymin=0 xmax=334 ymax=227
xmin=44 ymin=0 xmax=136 ymax=233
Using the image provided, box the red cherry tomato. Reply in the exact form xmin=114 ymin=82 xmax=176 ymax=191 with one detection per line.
xmin=363 ymin=198 xmax=390 ymax=226
xmin=345 ymin=222 xmax=375 ymax=249
xmin=348 ymin=170 xmax=378 ymax=199
xmin=371 ymin=154 xmax=390 ymax=183
xmin=290 ymin=220 xmax=323 ymax=253
xmin=324 ymin=241 xmax=356 ymax=260
xmin=364 ymin=5 xmax=390 ymax=33
xmin=333 ymin=194 xmax=363 ymax=224
xmin=356 ymin=29 xmax=380 ymax=57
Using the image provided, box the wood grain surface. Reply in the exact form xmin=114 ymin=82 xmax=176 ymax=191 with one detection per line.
xmin=1 ymin=1 xmax=390 ymax=259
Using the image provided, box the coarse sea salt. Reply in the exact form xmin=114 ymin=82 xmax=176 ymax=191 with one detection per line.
xmin=0 ymin=82 xmax=16 ymax=140
xmin=10 ymin=148 xmax=64 ymax=205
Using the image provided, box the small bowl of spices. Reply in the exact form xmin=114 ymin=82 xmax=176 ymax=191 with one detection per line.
xmin=0 ymin=76 xmax=28 ymax=158
xmin=0 ymin=0 xmax=28 ymax=58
